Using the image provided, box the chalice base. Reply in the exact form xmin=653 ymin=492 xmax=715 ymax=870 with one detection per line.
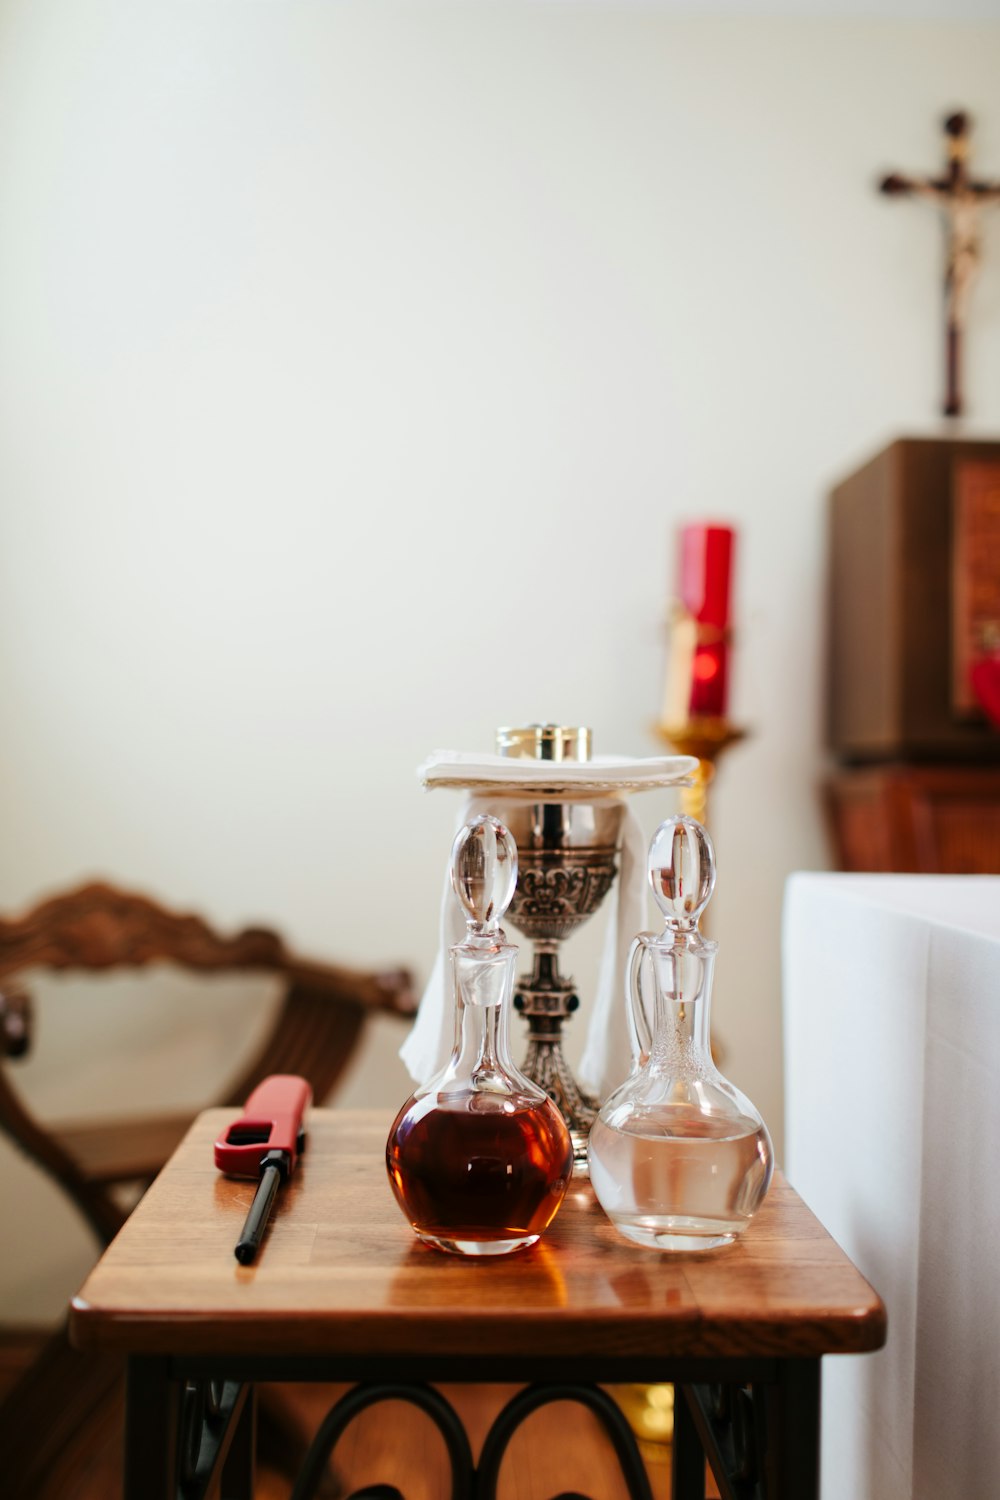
xmin=519 ymin=1037 xmax=597 ymax=1174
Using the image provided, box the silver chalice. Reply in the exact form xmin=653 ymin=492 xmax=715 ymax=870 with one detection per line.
xmin=495 ymin=725 xmax=626 ymax=1165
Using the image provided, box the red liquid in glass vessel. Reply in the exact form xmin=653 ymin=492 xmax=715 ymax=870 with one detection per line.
xmin=386 ymin=1090 xmax=573 ymax=1255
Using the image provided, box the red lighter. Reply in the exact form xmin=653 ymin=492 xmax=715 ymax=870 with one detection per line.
xmin=215 ymin=1074 xmax=312 ymax=1264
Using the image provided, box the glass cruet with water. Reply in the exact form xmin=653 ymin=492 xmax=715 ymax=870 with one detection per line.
xmin=386 ymin=814 xmax=574 ymax=1256
xmin=588 ymin=815 xmax=773 ymax=1251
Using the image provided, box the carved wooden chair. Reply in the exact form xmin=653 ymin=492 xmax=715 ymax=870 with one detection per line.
xmin=0 ymin=878 xmax=417 ymax=1499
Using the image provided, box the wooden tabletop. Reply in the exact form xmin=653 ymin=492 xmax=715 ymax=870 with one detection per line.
xmin=69 ymin=1109 xmax=886 ymax=1362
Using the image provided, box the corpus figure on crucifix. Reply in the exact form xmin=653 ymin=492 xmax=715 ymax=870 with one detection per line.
xmin=881 ymin=111 xmax=1000 ymax=417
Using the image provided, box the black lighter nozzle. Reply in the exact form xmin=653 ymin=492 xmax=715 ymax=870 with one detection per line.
xmin=233 ymin=1159 xmax=285 ymax=1265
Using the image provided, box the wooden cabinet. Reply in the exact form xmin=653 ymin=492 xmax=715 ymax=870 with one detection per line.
xmin=825 ymin=764 xmax=1000 ymax=873
xmin=826 ymin=438 xmax=1000 ymax=872
xmin=828 ymin=437 xmax=1000 ymax=763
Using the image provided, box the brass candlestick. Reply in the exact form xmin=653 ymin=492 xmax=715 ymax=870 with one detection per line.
xmin=653 ymin=717 xmax=747 ymax=824
xmin=656 ymin=601 xmax=746 ymax=826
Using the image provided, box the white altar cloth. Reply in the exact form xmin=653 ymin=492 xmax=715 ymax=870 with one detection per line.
xmin=783 ymin=873 xmax=1000 ymax=1500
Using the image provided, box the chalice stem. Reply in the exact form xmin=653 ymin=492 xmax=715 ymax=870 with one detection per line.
xmin=515 ymin=940 xmax=598 ymax=1166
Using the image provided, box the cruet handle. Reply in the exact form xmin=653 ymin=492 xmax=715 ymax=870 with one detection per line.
xmin=625 ymin=933 xmax=657 ymax=1068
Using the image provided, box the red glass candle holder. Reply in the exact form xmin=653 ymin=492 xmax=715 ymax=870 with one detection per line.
xmin=678 ymin=523 xmax=735 ymax=720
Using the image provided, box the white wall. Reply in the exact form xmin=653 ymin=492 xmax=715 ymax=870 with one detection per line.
xmin=1 ymin=1 xmax=999 ymax=1319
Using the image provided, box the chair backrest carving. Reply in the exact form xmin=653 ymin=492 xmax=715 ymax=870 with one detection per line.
xmin=0 ymin=879 xmax=416 ymax=1244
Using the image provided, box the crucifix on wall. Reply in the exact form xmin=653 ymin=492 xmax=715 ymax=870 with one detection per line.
xmin=880 ymin=111 xmax=1000 ymax=418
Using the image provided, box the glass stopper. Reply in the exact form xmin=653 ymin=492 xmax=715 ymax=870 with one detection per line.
xmin=450 ymin=814 xmax=518 ymax=933
xmin=647 ymin=815 xmax=716 ymax=933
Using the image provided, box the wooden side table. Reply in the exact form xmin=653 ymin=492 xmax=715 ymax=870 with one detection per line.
xmin=69 ymin=1110 xmax=886 ymax=1500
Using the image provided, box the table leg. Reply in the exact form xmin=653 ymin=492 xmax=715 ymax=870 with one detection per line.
xmin=125 ymin=1364 xmax=256 ymax=1500
xmin=124 ymin=1356 xmax=178 ymax=1500
xmin=671 ymin=1385 xmax=706 ymax=1500
xmin=761 ymin=1359 xmax=820 ymax=1500
xmin=220 ymin=1383 xmax=256 ymax=1500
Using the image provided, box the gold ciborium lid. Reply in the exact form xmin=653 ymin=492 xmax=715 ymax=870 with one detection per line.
xmin=496 ymin=723 xmax=592 ymax=762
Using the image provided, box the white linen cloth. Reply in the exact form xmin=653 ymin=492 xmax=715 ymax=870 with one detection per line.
xmin=783 ymin=873 xmax=1000 ymax=1500
xmin=419 ymin=749 xmax=693 ymax=791
xmin=398 ymin=750 xmax=695 ymax=1098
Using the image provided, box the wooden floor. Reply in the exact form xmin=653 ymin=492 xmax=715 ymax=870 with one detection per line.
xmin=1 ymin=1333 xmax=719 ymax=1498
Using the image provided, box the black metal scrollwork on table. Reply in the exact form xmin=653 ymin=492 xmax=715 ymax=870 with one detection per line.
xmin=178 ymin=1378 xmax=246 ymax=1498
xmin=171 ymin=1374 xmax=788 ymax=1500
xmin=288 ymin=1382 xmax=655 ymax=1500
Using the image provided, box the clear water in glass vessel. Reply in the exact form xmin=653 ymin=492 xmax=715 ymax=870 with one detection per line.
xmin=588 ymin=816 xmax=773 ymax=1252
xmin=589 ymin=1103 xmax=772 ymax=1250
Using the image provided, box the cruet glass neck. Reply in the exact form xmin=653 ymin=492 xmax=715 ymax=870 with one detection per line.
xmin=645 ymin=938 xmax=717 ymax=1073
xmin=438 ymin=939 xmax=521 ymax=1094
